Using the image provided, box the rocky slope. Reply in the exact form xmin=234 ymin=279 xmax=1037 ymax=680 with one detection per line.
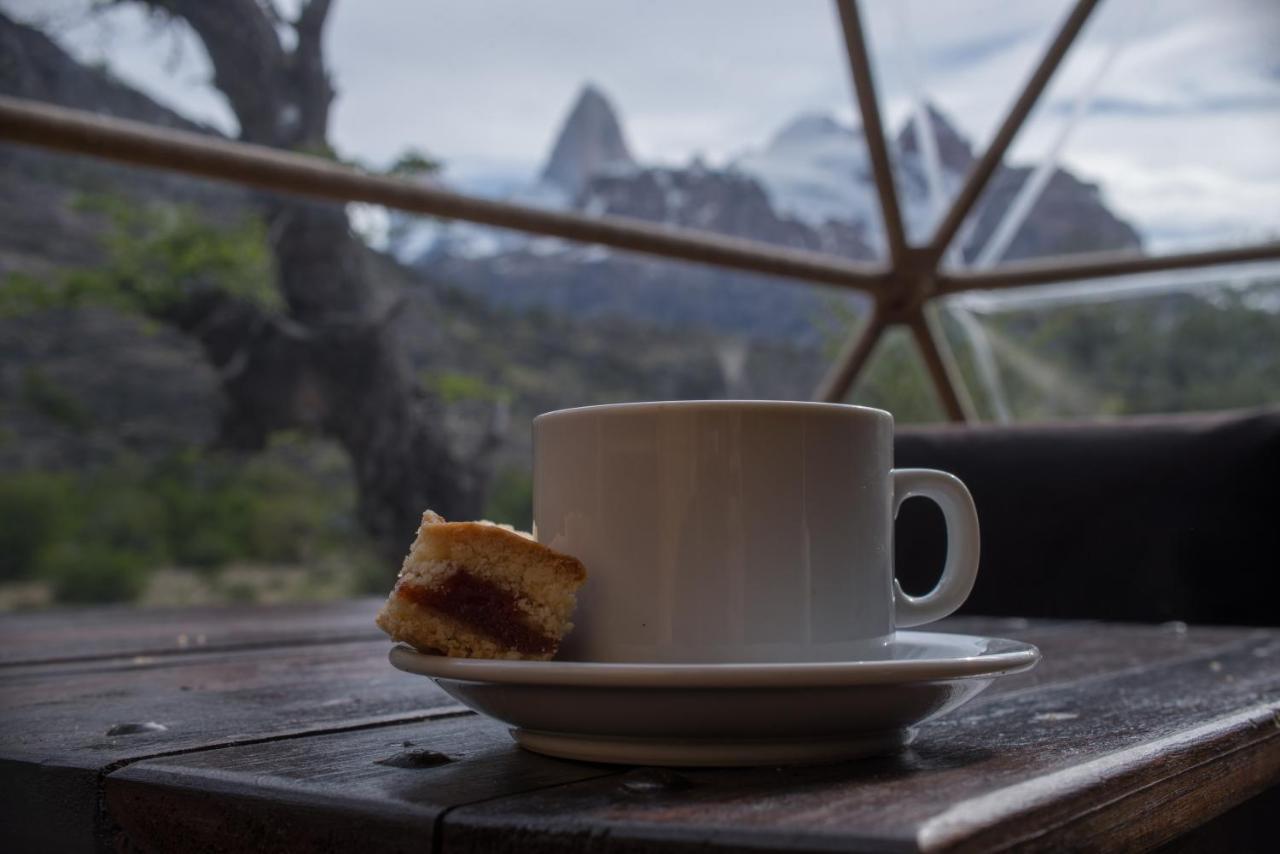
xmin=0 ymin=14 xmax=248 ymax=279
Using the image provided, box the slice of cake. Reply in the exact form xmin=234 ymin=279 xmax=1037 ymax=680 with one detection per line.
xmin=376 ymin=511 xmax=587 ymax=660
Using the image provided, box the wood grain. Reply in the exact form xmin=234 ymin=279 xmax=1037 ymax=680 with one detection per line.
xmin=972 ymin=621 xmax=1246 ymax=699
xmin=86 ymin=621 xmax=1276 ymax=854
xmin=442 ymin=630 xmax=1280 ymax=853
xmin=3 ymin=610 xmax=1277 ymax=853
xmin=0 ymin=639 xmax=440 ymax=851
xmin=0 ymin=597 xmax=383 ymax=666
xmin=106 ymin=714 xmax=617 ymax=853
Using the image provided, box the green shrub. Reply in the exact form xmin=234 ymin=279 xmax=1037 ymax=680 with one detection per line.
xmin=0 ymin=473 xmax=75 ymax=581
xmin=2 ymin=195 xmax=278 ymax=321
xmin=1 ymin=439 xmax=375 ymax=605
xmin=244 ymin=493 xmax=324 ymax=563
xmin=177 ymin=527 xmax=241 ymax=571
xmin=78 ymin=483 xmax=165 ymax=560
xmin=39 ymin=542 xmax=151 ymax=604
xmin=388 ymin=147 xmax=440 ymax=177
xmin=421 ymin=370 xmax=509 ymax=404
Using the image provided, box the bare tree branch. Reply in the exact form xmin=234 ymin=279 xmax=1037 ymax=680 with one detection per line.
xmin=259 ymin=0 xmax=287 ymax=28
xmin=289 ymin=0 xmax=335 ymax=149
xmin=114 ymin=0 xmax=493 ymax=560
xmin=142 ymin=0 xmax=290 ymax=145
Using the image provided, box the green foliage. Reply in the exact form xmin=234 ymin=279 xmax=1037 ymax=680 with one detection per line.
xmin=962 ymin=282 xmax=1280 ymax=419
xmin=40 ymin=543 xmax=151 ymax=604
xmin=0 ymin=273 xmax=67 ymax=317
xmin=421 ymin=370 xmax=510 ymax=404
xmin=0 ymin=473 xmax=75 ymax=581
xmin=484 ymin=466 xmax=534 ymax=532
xmin=388 ymin=147 xmax=441 ymax=178
xmin=0 ymin=194 xmax=277 ymax=319
xmin=0 ymin=468 xmax=159 ymax=600
xmin=819 ymin=300 xmax=945 ymax=423
xmin=820 ymin=281 xmax=1280 ymax=422
xmin=0 ymin=441 xmax=376 ymax=604
xmin=851 ymin=328 xmax=945 ymax=423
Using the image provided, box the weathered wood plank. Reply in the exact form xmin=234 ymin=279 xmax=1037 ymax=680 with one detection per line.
xmin=105 ymin=714 xmax=618 ymax=853
xmin=441 ymin=630 xmax=1280 ymax=853
xmin=974 ymin=621 xmax=1242 ymax=699
xmin=79 ymin=622 xmax=1275 ymax=854
xmin=0 ymin=597 xmax=383 ymax=667
xmin=0 ymin=611 xmax=1056 ymax=852
xmin=0 ymin=640 xmax=450 ymax=763
xmin=0 ymin=638 xmax=440 ymax=852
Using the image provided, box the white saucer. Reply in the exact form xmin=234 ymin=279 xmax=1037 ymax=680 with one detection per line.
xmin=389 ymin=631 xmax=1039 ymax=766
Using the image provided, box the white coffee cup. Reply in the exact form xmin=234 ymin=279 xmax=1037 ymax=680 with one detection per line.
xmin=533 ymin=401 xmax=979 ymax=663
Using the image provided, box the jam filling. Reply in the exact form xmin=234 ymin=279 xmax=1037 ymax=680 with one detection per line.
xmin=397 ymin=568 xmax=556 ymax=655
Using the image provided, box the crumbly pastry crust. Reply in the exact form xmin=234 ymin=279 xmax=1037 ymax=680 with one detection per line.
xmin=376 ymin=510 xmax=587 ymax=660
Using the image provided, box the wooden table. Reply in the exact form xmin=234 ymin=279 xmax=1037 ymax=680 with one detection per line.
xmin=1 ymin=601 xmax=1277 ymax=852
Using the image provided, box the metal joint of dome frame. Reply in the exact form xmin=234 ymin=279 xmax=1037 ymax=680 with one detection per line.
xmin=821 ymin=0 xmax=1105 ymax=421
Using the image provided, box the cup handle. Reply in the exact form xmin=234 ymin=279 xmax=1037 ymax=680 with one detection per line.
xmin=891 ymin=468 xmax=980 ymax=628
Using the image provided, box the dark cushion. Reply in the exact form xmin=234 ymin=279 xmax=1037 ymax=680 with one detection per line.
xmin=893 ymin=407 xmax=1280 ymax=626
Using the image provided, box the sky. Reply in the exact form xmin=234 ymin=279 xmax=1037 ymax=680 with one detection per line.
xmin=6 ymin=0 xmax=1280 ymax=253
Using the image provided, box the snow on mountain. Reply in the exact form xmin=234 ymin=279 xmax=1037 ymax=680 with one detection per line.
xmin=385 ymin=170 xmax=568 ymax=265
xmin=387 ymin=84 xmax=637 ymax=266
xmin=730 ymin=107 xmax=980 ymax=251
xmin=731 ymin=113 xmax=879 ymax=233
xmin=892 ymin=104 xmax=975 ymax=242
xmin=392 ymin=83 xmax=1142 ymax=344
xmin=392 ymin=83 xmax=1140 ymax=335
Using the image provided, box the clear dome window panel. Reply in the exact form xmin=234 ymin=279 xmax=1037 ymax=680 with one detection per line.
xmin=843 ymin=325 xmax=948 ymax=424
xmin=951 ymin=0 xmax=1280 ymax=270
xmin=4 ymin=1 xmax=240 ymax=137
xmin=332 ymin=0 xmax=876 ymax=261
xmin=9 ymin=1 xmax=882 ymax=261
xmin=936 ymin=261 xmax=1280 ymax=421
xmin=390 ymin=213 xmax=858 ymax=400
xmin=856 ymin=0 xmax=1078 ymax=244
xmin=0 ymin=146 xmax=377 ymax=606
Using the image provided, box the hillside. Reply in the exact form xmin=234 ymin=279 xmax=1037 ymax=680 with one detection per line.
xmin=0 ymin=14 xmax=825 ymax=483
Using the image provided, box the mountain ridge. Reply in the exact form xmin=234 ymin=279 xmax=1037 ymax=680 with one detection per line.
xmin=405 ymin=83 xmax=1142 ymax=344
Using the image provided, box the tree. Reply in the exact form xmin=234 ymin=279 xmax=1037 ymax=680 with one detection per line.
xmin=113 ymin=0 xmax=497 ymax=561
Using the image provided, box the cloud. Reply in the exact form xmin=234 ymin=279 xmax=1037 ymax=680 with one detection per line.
xmin=1060 ymin=95 xmax=1280 ymax=116
xmin=4 ymin=0 xmax=1277 ymax=252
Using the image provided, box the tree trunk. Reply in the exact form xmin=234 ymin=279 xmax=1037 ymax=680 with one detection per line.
xmin=139 ymin=0 xmax=494 ymax=562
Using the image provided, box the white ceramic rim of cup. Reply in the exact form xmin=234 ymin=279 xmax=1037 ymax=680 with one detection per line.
xmin=534 ymin=399 xmax=894 ymax=426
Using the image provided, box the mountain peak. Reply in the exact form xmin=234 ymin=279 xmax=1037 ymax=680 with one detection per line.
xmin=896 ymin=104 xmax=974 ymax=175
xmin=540 ymin=83 xmax=636 ymax=197
xmin=767 ymin=112 xmax=857 ymax=151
